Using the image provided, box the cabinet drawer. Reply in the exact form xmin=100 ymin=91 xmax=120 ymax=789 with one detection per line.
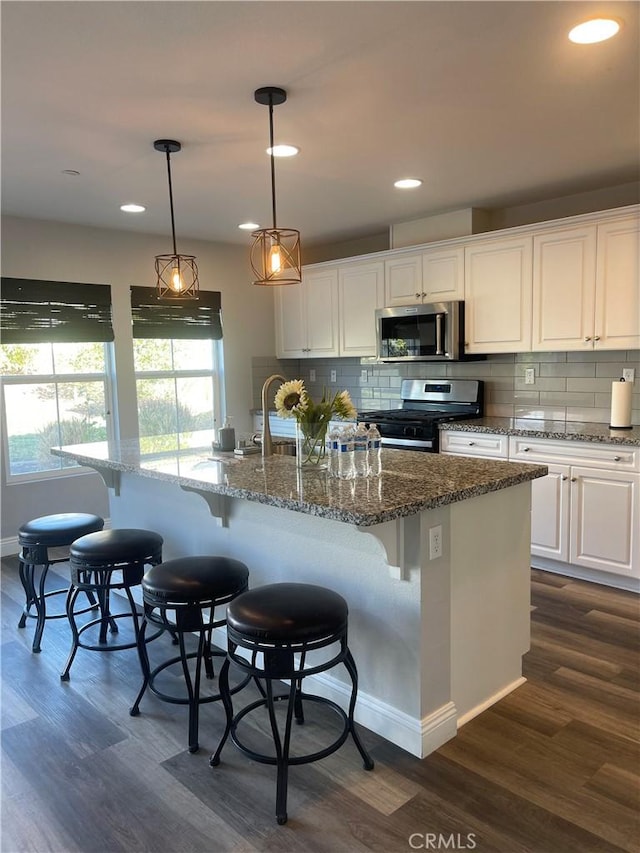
xmin=440 ymin=430 xmax=508 ymax=458
xmin=508 ymin=437 xmax=639 ymax=472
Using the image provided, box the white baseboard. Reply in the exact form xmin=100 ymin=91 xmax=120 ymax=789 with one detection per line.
xmin=303 ymin=669 xmax=458 ymax=758
xmin=531 ymin=556 xmax=639 ymax=593
xmin=456 ymin=676 xmax=526 ymax=729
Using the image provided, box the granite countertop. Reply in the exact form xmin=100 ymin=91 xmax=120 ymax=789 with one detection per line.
xmin=439 ymin=418 xmax=639 ymax=446
xmin=51 ymin=440 xmax=547 ymax=527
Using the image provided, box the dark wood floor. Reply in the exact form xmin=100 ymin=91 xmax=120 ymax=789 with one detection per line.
xmin=1 ymin=556 xmax=638 ymax=853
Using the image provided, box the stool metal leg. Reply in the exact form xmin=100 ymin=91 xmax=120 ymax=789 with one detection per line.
xmin=343 ymin=648 xmax=375 ymax=771
xmin=129 ymin=612 xmax=151 ymax=716
xmin=209 ymin=657 xmax=233 ymax=767
xmin=60 ymin=585 xmax=82 ymax=680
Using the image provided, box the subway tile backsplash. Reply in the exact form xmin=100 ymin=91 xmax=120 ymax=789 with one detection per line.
xmin=252 ymin=351 xmax=640 ymax=425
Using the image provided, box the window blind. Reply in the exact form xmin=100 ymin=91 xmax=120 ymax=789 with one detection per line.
xmin=0 ymin=278 xmax=114 ymax=344
xmin=130 ymin=286 xmax=223 ymax=340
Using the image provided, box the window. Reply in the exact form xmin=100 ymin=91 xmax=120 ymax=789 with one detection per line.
xmin=0 ymin=278 xmax=114 ymax=481
xmin=130 ymin=287 xmax=223 ymax=454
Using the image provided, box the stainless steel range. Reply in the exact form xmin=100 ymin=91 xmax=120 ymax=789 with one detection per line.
xmin=358 ymin=379 xmax=484 ymax=453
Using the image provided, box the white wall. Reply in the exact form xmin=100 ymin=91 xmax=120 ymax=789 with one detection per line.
xmin=0 ymin=215 xmax=276 ymax=541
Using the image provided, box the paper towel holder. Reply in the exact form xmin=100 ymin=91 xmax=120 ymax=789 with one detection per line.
xmin=609 ymin=377 xmax=634 ymax=430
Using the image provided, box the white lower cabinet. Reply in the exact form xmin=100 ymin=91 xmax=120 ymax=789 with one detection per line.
xmin=530 ymin=463 xmax=570 ymax=563
xmin=440 ymin=430 xmax=639 ymax=583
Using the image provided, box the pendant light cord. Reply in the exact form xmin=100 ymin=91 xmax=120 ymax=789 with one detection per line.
xmin=268 ymin=95 xmax=277 ymax=230
xmin=164 ymin=148 xmax=179 ymax=256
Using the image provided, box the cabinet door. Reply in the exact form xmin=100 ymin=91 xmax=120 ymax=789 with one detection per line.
xmin=570 ymin=467 xmax=639 ymax=576
xmin=594 ymin=216 xmax=640 ymax=350
xmin=464 ymin=236 xmax=533 ymax=353
xmin=530 ymin=464 xmax=570 ymax=562
xmin=422 ymin=246 xmax=464 ymax=300
xmin=532 ymin=226 xmax=597 ymax=351
xmin=439 ymin=430 xmax=509 ymax=458
xmin=339 ymin=262 xmax=384 ymax=357
xmin=275 ymin=282 xmax=306 ymax=358
xmin=384 ymin=255 xmax=423 ymax=306
xmin=304 ymin=268 xmax=340 ymax=357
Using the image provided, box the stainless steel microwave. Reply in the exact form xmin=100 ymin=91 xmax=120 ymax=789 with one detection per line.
xmin=376 ymin=301 xmax=464 ymax=362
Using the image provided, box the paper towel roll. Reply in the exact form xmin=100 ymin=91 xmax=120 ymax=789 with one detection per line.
xmin=610 ymin=379 xmax=632 ymax=429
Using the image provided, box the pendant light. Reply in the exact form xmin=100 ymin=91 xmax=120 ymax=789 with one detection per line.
xmin=250 ymin=87 xmax=301 ymax=286
xmin=153 ymin=139 xmax=199 ymax=300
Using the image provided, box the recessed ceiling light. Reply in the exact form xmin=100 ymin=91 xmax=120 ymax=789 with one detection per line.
xmin=239 ymin=221 xmax=260 ymax=230
xmin=61 ymin=169 xmax=80 ymax=176
xmin=394 ymin=178 xmax=423 ymax=189
xmin=568 ymin=18 xmax=620 ymax=43
xmin=120 ymin=203 xmax=146 ymax=213
xmin=266 ymin=145 xmax=299 ymax=157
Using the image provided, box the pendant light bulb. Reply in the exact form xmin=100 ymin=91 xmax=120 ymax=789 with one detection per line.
xmin=269 ymin=243 xmax=283 ymax=274
xmin=170 ymin=264 xmax=184 ymax=292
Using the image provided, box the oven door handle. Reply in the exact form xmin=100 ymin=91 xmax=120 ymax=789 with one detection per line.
xmin=435 ymin=313 xmax=444 ymax=355
xmin=381 ymin=437 xmax=435 ymax=450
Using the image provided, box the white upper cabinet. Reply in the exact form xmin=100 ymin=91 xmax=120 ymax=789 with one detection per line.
xmin=594 ymin=215 xmax=640 ymax=350
xmin=532 ymin=226 xmax=597 ymax=351
xmin=384 ymin=247 xmax=463 ymax=306
xmin=422 ymin=246 xmax=464 ymax=301
xmin=339 ymin=261 xmax=384 ymax=357
xmin=384 ymin=254 xmax=423 ymax=305
xmin=464 ymin=236 xmax=533 ymax=353
xmin=275 ymin=267 xmax=339 ymax=358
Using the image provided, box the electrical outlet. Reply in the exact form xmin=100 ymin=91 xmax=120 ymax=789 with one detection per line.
xmin=330 ymin=369 xmax=337 ymax=383
xmin=622 ymin=368 xmax=635 ymax=383
xmin=429 ymin=525 xmax=442 ymax=560
xmin=360 ymin=369 xmax=368 ymax=383
xmin=309 ymin=369 xmax=316 ymax=383
xmin=524 ymin=368 xmax=535 ymax=385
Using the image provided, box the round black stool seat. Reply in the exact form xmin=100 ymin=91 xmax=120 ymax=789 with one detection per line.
xmin=130 ymin=555 xmax=251 ymax=754
xmin=17 ymin=512 xmax=104 ymax=653
xmin=227 ymin=583 xmax=348 ymax=645
xmin=210 ymin=582 xmax=374 ymax=825
xmin=60 ymin=528 xmax=163 ymax=681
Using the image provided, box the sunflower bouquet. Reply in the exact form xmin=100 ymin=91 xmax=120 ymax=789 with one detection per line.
xmin=274 ymin=379 xmax=357 ymax=466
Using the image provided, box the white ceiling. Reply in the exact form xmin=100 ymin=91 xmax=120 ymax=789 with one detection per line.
xmin=2 ymin=1 xmax=639 ymax=250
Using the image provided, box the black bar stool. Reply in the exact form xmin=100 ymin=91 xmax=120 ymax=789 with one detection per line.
xmin=17 ymin=512 xmax=105 ymax=652
xmin=130 ymin=555 xmax=251 ymax=754
xmin=210 ymin=582 xmax=374 ymax=825
xmin=60 ymin=528 xmax=163 ymax=680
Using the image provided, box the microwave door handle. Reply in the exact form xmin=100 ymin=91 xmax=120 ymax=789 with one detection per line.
xmin=435 ymin=313 xmax=444 ymax=355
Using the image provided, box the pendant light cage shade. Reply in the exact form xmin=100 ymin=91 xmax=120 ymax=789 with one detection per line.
xmin=155 ymin=253 xmax=199 ymax=300
xmin=153 ymin=139 xmax=199 ymax=301
xmin=251 ymin=86 xmax=302 ymax=286
xmin=250 ymin=227 xmax=301 ymax=286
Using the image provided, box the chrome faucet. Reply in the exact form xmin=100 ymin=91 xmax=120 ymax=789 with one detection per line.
xmin=260 ymin=373 xmax=286 ymax=457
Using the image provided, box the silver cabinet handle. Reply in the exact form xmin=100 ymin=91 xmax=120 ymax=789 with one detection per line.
xmin=584 ymin=336 xmax=592 ymax=342
xmin=522 ymin=447 xmax=530 ymax=452
xmin=415 ymin=293 xmax=422 ymax=299
xmin=561 ymin=475 xmax=568 ymax=481
xmin=614 ymin=456 xmax=621 ymax=461
xmin=422 ymin=292 xmax=427 ymax=297
xmin=594 ymin=335 xmax=601 ymax=341
xmin=468 ymin=441 xmax=475 ymax=446
xmin=571 ymin=477 xmax=577 ymax=483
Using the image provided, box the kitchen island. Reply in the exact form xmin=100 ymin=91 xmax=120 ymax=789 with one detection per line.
xmin=52 ymin=440 xmax=546 ymax=758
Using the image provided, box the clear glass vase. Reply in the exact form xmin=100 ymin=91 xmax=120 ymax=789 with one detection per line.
xmin=295 ymin=419 xmax=328 ymax=468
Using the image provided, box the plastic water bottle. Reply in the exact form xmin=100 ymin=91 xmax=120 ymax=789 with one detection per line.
xmin=353 ymin=422 xmax=369 ymax=478
xmin=367 ymin=422 xmax=382 ymax=477
xmin=327 ymin=426 xmax=340 ymax=478
xmin=337 ymin=424 xmax=355 ymax=480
